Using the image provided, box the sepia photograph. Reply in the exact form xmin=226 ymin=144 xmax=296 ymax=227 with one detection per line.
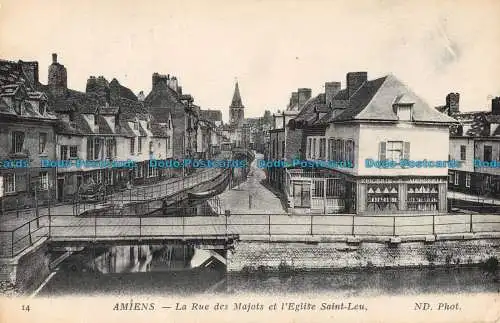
xmin=0 ymin=0 xmax=499 ymax=322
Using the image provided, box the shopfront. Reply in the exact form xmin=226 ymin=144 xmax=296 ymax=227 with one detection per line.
xmin=356 ymin=177 xmax=448 ymax=214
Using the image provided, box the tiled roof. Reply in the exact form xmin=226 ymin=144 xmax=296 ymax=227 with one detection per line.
xmin=0 ymin=59 xmax=32 ymax=88
xmin=200 ymin=109 xmax=222 ymax=122
xmin=293 ymin=94 xmax=325 ymax=125
xmin=150 ymin=123 xmax=169 ymax=137
xmin=334 ymin=75 xmax=456 ymax=123
xmin=119 ymin=120 xmax=136 ymax=137
xmin=110 ymin=78 xmax=137 ymax=101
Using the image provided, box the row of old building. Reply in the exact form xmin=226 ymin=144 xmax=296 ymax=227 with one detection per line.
xmin=0 ymin=54 xmax=228 ymax=211
xmin=266 ymin=71 xmax=500 ymax=215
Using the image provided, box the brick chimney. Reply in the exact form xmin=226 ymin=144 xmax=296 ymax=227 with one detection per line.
xmin=48 ymin=53 xmax=67 ymax=94
xmin=446 ymin=92 xmax=460 ymax=115
xmin=298 ymin=88 xmax=312 ymax=109
xmin=492 ymin=97 xmax=500 ymax=115
xmin=325 ymin=82 xmax=341 ymax=107
xmin=346 ymin=72 xmax=367 ymax=98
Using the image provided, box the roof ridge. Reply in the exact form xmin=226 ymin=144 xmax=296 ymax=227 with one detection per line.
xmin=348 ymin=75 xmax=390 ymax=120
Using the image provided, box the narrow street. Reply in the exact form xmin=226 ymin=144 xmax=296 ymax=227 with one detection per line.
xmin=218 ymin=153 xmax=287 ymax=214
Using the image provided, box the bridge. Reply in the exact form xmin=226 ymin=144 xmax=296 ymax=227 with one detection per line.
xmin=2 ymin=212 xmax=500 ymax=258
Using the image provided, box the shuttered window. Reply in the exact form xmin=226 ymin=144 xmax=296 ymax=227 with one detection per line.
xmin=379 ymin=142 xmax=386 ymax=160
xmin=379 ymin=141 xmax=410 ymax=162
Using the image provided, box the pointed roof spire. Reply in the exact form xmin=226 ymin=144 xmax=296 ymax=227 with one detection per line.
xmin=230 ymin=80 xmax=244 ymax=108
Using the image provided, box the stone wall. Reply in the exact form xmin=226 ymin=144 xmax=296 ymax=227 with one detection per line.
xmin=0 ymin=241 xmax=51 ymax=295
xmin=227 ymin=238 xmax=500 ymax=272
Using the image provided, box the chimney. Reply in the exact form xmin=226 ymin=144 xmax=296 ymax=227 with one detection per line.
xmin=48 ymin=53 xmax=67 ymax=92
xmin=446 ymin=92 xmax=460 ymax=115
xmin=347 ymin=72 xmax=367 ymax=98
xmin=325 ymin=82 xmax=341 ymax=107
xmin=492 ymin=97 xmax=500 ymax=115
xmin=288 ymin=92 xmax=298 ymax=109
xmin=298 ymin=88 xmax=312 ymax=109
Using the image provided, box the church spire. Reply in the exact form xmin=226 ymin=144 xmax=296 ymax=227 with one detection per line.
xmin=230 ymin=81 xmax=244 ymax=108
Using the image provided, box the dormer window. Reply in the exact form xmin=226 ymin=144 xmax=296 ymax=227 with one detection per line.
xmin=396 ymin=105 xmax=413 ymax=121
xmin=133 ymin=121 xmax=139 ymax=130
xmin=14 ymin=100 xmax=22 ymax=115
xmin=39 ymin=101 xmax=46 ymax=115
xmin=393 ymin=94 xmax=414 ymax=121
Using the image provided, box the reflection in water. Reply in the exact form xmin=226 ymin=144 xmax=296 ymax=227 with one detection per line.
xmin=38 ymin=244 xmax=226 ymax=296
xmin=38 ymin=242 xmax=499 ymax=297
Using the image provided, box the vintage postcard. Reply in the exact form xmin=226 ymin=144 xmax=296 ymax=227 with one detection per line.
xmin=0 ymin=0 xmax=499 ymax=322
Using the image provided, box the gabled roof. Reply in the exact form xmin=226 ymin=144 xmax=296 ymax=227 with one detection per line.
xmin=334 ymin=75 xmax=456 ymax=124
xmin=0 ymin=59 xmax=34 ymax=88
xmin=109 ymin=78 xmax=137 ymax=101
xmin=200 ymin=109 xmax=222 ymax=122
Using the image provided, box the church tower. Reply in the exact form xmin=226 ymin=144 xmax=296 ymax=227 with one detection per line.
xmin=229 ymin=81 xmax=245 ymax=126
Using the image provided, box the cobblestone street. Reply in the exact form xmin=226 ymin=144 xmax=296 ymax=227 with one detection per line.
xmin=218 ymin=153 xmax=287 ymax=214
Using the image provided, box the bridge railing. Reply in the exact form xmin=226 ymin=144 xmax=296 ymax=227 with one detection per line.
xmin=2 ymin=213 xmax=500 ymax=258
xmin=74 ymin=168 xmax=224 ymax=215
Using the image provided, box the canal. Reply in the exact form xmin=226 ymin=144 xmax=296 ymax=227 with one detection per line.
xmin=36 ymin=241 xmax=499 ymax=296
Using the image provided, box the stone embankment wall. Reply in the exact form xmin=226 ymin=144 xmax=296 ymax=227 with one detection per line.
xmin=0 ymin=241 xmax=51 ymax=296
xmin=227 ymin=237 xmax=500 ymax=272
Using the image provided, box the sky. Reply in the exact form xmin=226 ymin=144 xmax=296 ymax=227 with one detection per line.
xmin=0 ymin=0 xmax=499 ymax=122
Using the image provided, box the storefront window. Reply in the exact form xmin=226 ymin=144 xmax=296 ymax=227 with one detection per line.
xmin=366 ymin=184 xmax=399 ymax=212
xmin=407 ymin=184 xmax=439 ymax=211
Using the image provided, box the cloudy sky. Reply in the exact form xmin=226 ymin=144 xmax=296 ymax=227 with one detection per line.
xmin=1 ymin=0 xmax=499 ymax=121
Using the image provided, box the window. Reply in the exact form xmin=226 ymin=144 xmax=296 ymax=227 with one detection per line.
xmin=454 ymin=172 xmax=459 ymax=185
xmin=39 ymin=133 xmax=47 ymax=154
xmin=484 ymin=145 xmax=492 ymax=162
xmin=14 ymin=100 xmax=22 ymax=114
xmin=307 ymin=138 xmax=312 ymax=158
xmin=39 ymin=101 xmax=46 ymax=115
xmin=133 ymin=122 xmax=139 ymax=130
xmin=4 ymin=174 xmax=15 ymax=193
xmin=138 ymin=138 xmax=143 ymax=154
xmin=466 ymin=173 xmax=471 ymax=188
xmin=460 ymin=145 xmax=466 ymax=161
xmin=340 ymin=139 xmax=345 ymax=160
xmin=60 ymin=145 xmax=68 ymax=159
xmin=130 ymin=138 xmax=135 ymax=155
xmin=335 ymin=139 xmax=342 ymax=160
xmin=312 ymin=138 xmax=317 ymax=158
xmin=449 ymin=172 xmax=454 ymax=184
xmin=386 ymin=141 xmax=403 ymax=162
xmin=70 ymin=146 xmax=78 ymax=158
xmin=87 ymin=138 xmax=94 ymax=160
xmin=282 ymin=140 xmax=285 ymax=158
xmin=149 ymin=141 xmax=154 ymax=154
xmin=39 ymin=172 xmax=49 ymax=191
xmin=380 ymin=141 xmax=410 ymax=163
xmin=346 ymin=139 xmax=355 ymax=164
xmin=319 ymin=138 xmax=326 ymax=159
xmin=106 ymin=139 xmax=115 ymax=158
xmin=94 ymin=139 xmax=101 ymax=160
xmin=328 ymin=138 xmax=334 ymax=160
xmin=11 ymin=131 xmax=25 ymax=153
xmin=166 ymin=137 xmax=171 ymax=150
xmin=396 ymin=105 xmax=413 ymax=121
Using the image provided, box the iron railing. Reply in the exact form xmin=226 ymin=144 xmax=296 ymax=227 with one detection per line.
xmin=1 ymin=213 xmax=500 ymax=258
